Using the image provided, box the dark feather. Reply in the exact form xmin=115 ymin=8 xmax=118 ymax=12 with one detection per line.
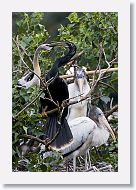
xmin=40 ymin=42 xmax=76 ymax=149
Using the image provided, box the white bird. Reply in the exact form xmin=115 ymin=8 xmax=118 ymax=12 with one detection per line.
xmin=57 ymin=106 xmax=116 ymax=172
xmin=40 ymin=108 xmax=115 ymax=172
xmin=65 ymin=66 xmax=116 ymax=171
xmin=66 ymin=66 xmax=91 ymax=122
xmin=18 ymin=48 xmax=116 ymax=172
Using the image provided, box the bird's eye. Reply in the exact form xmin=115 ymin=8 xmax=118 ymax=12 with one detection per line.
xmin=25 ymin=73 xmax=34 ymax=82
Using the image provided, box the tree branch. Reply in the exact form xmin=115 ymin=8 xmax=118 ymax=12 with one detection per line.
xmin=13 ymin=91 xmax=43 ymax=118
xmin=66 ymin=51 xmax=84 ymax=66
xmin=105 ymin=105 xmax=118 ymax=118
xmin=60 ymin=68 xmax=118 ymax=80
xmin=99 ymin=81 xmax=118 ymax=94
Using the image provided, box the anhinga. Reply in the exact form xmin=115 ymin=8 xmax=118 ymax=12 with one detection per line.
xmin=17 ymin=43 xmax=54 ymax=88
xmin=60 ymin=106 xmax=116 ymax=172
xmin=18 ymin=41 xmax=77 ymax=150
xmin=40 ymin=42 xmax=76 ymax=149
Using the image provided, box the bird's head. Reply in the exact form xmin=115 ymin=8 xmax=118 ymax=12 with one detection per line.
xmin=37 ymin=43 xmax=56 ymax=51
xmin=89 ymin=106 xmax=116 ymax=142
xmin=17 ymin=71 xmax=39 ymax=89
xmin=17 ymin=43 xmax=55 ymax=89
xmin=74 ymin=66 xmax=87 ymax=97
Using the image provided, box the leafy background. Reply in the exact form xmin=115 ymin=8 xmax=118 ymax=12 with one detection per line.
xmin=12 ymin=12 xmax=118 ymax=172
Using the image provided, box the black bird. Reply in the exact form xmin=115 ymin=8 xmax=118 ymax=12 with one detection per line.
xmin=40 ymin=42 xmax=76 ymax=150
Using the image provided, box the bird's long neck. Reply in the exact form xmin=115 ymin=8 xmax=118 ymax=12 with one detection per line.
xmin=33 ymin=47 xmax=42 ymax=76
xmin=57 ymin=44 xmax=76 ymax=68
xmin=46 ymin=43 xmax=76 ymax=81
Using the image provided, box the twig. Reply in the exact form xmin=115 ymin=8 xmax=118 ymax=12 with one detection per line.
xmin=91 ymin=95 xmax=105 ymax=101
xmin=13 ymin=91 xmax=43 ymax=118
xmin=99 ymin=165 xmax=112 ymax=171
xmin=99 ymin=81 xmax=118 ymax=94
xmin=13 ymin=37 xmax=47 ymax=90
xmin=13 ymin=37 xmax=59 ymax=107
xmin=66 ymin=51 xmax=84 ymax=66
xmin=65 ymin=93 xmax=84 ymax=102
xmin=20 ymin=134 xmax=47 ymax=145
xmin=20 ymin=134 xmax=55 ymax=149
xmin=17 ymin=35 xmax=33 ymax=63
xmin=60 ymin=68 xmax=118 ymax=80
xmin=41 ymin=96 xmax=91 ymax=118
xmin=105 ymin=105 xmax=118 ymax=118
xmin=20 ymin=126 xmax=62 ymax=149
xmin=89 ymin=42 xmax=103 ymax=93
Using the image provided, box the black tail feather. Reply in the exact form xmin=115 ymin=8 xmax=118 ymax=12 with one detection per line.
xmin=44 ymin=116 xmax=73 ymax=149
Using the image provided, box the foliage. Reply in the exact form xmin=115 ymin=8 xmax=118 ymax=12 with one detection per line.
xmin=12 ymin=12 xmax=118 ymax=172
xmin=58 ymin=12 xmax=118 ymax=69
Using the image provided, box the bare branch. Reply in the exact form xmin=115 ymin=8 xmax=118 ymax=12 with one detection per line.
xmin=99 ymin=81 xmax=118 ymax=94
xmin=66 ymin=51 xmax=84 ymax=66
xmin=20 ymin=134 xmax=56 ymax=150
xmin=20 ymin=134 xmax=47 ymax=146
xmin=105 ymin=105 xmax=118 ymax=118
xmin=60 ymin=68 xmax=118 ymax=80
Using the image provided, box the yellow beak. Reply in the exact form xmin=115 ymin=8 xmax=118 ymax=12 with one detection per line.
xmin=100 ymin=116 xmax=116 ymax=142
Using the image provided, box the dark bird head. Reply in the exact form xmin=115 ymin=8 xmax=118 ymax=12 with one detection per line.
xmin=45 ymin=41 xmax=76 ymax=81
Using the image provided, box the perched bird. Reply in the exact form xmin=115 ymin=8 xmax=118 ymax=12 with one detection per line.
xmin=17 ymin=43 xmax=54 ymax=88
xmin=40 ymin=42 xmax=77 ymax=149
xmin=65 ymin=66 xmax=116 ymax=171
xmin=66 ymin=66 xmax=90 ymax=122
xmin=60 ymin=106 xmax=116 ymax=172
xmin=18 ymin=41 xmax=77 ymax=150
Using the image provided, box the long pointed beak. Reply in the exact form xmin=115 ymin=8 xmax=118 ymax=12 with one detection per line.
xmin=100 ymin=116 xmax=116 ymax=142
xmin=77 ymin=78 xmax=84 ymax=98
xmin=50 ymin=42 xmax=69 ymax=48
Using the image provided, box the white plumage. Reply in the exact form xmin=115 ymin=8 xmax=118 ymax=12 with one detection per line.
xmin=62 ymin=66 xmax=116 ymax=171
xmin=57 ymin=106 xmax=115 ymax=172
xmin=67 ymin=66 xmax=91 ymax=122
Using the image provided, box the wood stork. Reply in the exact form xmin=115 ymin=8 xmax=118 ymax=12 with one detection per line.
xmin=66 ymin=66 xmax=91 ymax=122
xmin=65 ymin=66 xmax=116 ymax=171
xmin=58 ymin=106 xmax=116 ymax=172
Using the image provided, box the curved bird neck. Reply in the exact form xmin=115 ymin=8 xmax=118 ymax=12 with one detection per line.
xmin=46 ymin=63 xmax=59 ymax=81
xmin=33 ymin=47 xmax=42 ymax=76
xmin=46 ymin=43 xmax=76 ymax=81
xmin=56 ymin=44 xmax=76 ymax=68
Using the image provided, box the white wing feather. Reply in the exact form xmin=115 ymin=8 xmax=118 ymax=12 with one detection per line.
xmin=59 ymin=117 xmax=97 ymax=155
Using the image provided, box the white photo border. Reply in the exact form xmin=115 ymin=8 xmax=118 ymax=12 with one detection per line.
xmin=0 ymin=0 xmax=130 ymax=184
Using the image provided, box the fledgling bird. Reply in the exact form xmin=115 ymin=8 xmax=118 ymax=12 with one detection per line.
xmin=60 ymin=106 xmax=116 ymax=172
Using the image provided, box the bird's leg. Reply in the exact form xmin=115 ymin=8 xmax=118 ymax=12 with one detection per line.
xmin=85 ymin=150 xmax=88 ymax=170
xmin=77 ymin=157 xmax=82 ymax=166
xmin=92 ymin=166 xmax=100 ymax=172
xmin=73 ymin=156 xmax=76 ymax=172
xmin=65 ymin=159 xmax=69 ymax=172
xmin=87 ymin=149 xmax=92 ymax=168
